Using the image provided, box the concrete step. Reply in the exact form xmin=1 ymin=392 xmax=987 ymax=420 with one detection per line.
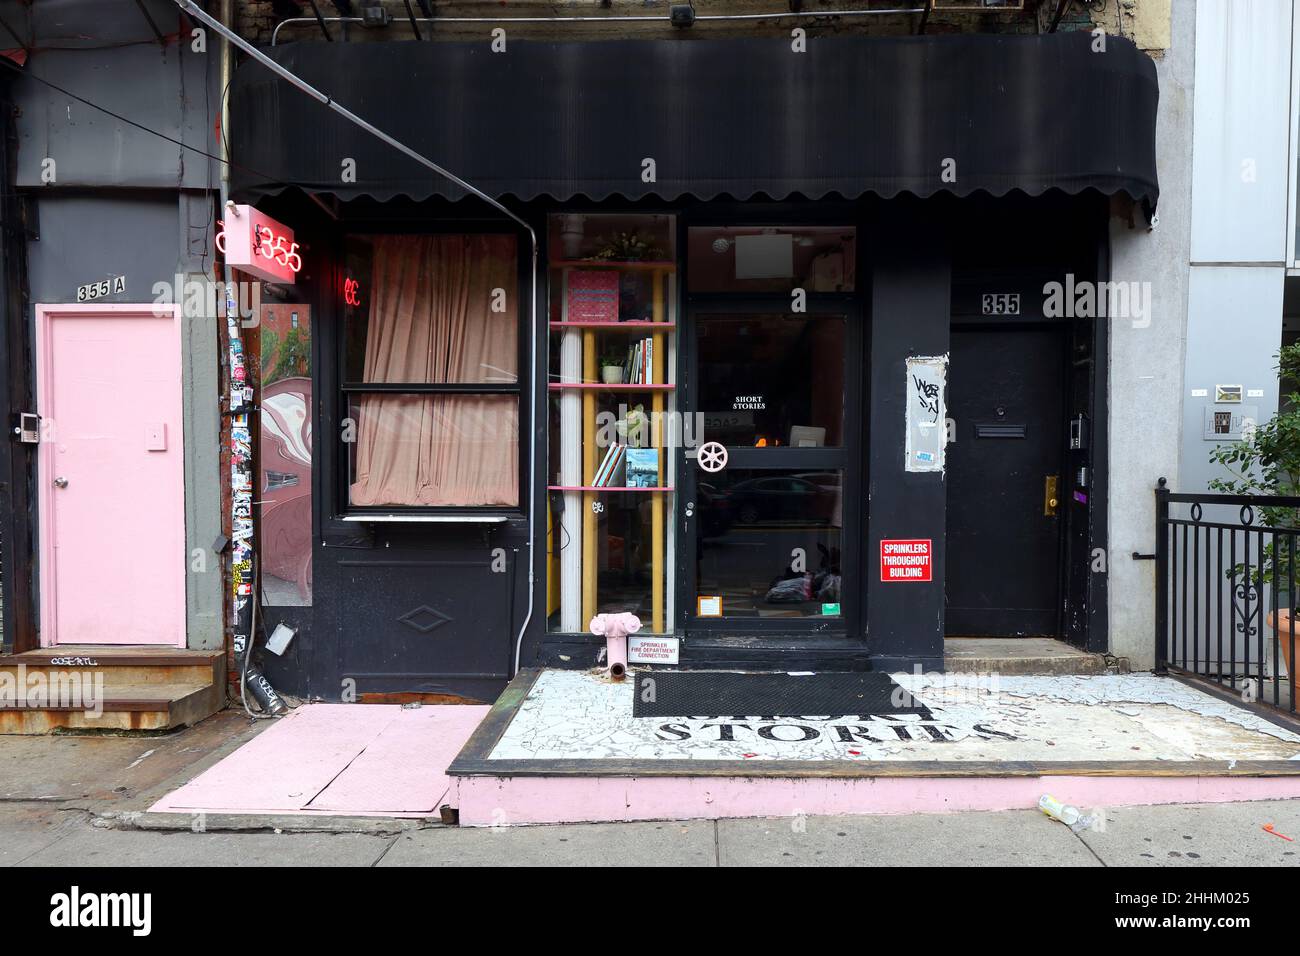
xmin=0 ymin=647 xmax=226 ymax=733
xmin=0 ymin=681 xmax=224 ymax=733
xmin=0 ymin=647 xmax=222 ymax=687
xmin=943 ymin=637 xmax=1114 ymax=675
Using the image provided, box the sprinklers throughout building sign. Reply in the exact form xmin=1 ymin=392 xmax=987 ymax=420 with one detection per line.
xmin=880 ymin=539 xmax=932 ymax=582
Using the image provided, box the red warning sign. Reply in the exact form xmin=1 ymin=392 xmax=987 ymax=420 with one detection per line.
xmin=880 ymin=539 xmax=932 ymax=582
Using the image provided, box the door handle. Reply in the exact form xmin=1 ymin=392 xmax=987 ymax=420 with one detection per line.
xmin=1043 ymin=475 xmax=1059 ymax=517
xmin=53 ymin=476 xmax=68 ymax=488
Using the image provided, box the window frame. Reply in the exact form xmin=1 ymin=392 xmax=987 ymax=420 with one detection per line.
xmin=676 ymin=207 xmax=865 ymax=636
xmin=334 ymin=223 xmax=530 ymax=518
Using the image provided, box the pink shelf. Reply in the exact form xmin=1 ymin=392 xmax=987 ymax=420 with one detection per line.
xmin=548 ymin=485 xmax=675 ymax=492
xmin=549 ymin=322 xmax=675 ymax=330
xmin=547 ymin=383 xmax=674 ymax=391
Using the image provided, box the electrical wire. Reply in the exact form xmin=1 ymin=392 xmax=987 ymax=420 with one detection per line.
xmin=0 ymin=55 xmax=292 ymax=193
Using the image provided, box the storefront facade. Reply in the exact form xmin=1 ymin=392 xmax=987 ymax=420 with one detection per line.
xmin=230 ymin=32 xmax=1157 ymax=702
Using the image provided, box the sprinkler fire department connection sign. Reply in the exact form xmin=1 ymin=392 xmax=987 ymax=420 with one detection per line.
xmin=880 ymin=539 xmax=932 ymax=582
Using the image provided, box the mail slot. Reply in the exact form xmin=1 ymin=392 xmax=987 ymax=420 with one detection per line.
xmin=974 ymin=423 xmax=1028 ymax=439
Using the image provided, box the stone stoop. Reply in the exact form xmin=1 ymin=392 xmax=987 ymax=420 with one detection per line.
xmin=943 ymin=637 xmax=1116 ymax=676
xmin=0 ymin=646 xmax=226 ymax=733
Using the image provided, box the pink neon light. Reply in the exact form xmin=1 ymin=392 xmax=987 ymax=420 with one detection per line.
xmin=219 ymin=205 xmax=301 ymax=284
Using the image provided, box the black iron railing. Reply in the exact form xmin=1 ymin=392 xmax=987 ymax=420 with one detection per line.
xmin=1153 ymin=478 xmax=1300 ymax=712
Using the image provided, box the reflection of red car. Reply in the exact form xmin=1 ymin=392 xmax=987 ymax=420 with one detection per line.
xmin=260 ymin=377 xmax=312 ymax=603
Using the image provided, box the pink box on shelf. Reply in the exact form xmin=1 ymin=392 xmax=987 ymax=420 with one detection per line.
xmin=566 ymin=270 xmax=620 ymax=323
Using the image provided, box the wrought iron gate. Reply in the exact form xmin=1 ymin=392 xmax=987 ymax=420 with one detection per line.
xmin=1152 ymin=478 xmax=1300 ymax=713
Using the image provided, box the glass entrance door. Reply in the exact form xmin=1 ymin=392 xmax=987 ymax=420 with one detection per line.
xmin=680 ymin=306 xmax=858 ymax=630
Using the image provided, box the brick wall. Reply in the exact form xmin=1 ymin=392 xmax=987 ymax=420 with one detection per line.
xmin=236 ymin=0 xmax=279 ymax=43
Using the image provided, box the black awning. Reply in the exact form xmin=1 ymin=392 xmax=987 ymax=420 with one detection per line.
xmin=231 ymin=32 xmax=1158 ymax=208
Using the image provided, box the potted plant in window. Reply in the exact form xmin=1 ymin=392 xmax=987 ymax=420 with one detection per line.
xmin=1209 ymin=343 xmax=1300 ymax=674
xmin=600 ymin=348 xmax=625 ymax=385
xmin=590 ymin=230 xmax=664 ymax=263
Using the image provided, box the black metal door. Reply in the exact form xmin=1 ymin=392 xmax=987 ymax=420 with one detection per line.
xmin=946 ymin=326 xmax=1066 ymax=636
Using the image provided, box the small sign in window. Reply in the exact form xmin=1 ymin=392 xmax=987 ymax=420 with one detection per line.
xmin=697 ymin=595 xmax=723 ymax=617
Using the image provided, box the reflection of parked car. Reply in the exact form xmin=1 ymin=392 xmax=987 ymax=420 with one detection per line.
xmin=260 ymin=377 xmax=312 ymax=604
xmin=727 ymin=476 xmax=833 ymax=525
xmin=793 ymin=471 xmax=842 ymax=495
xmin=697 ymin=481 xmax=732 ymax=538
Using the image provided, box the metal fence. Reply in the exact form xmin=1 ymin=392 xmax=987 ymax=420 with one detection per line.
xmin=1153 ymin=478 xmax=1300 ymax=713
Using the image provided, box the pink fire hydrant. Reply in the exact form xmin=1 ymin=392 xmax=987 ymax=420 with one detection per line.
xmin=590 ymin=612 xmax=641 ymax=681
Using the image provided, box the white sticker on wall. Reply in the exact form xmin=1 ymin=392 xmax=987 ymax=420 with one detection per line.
xmin=905 ymin=355 xmax=948 ymax=473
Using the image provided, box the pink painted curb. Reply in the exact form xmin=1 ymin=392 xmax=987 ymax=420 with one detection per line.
xmin=453 ymin=773 xmax=1300 ymax=827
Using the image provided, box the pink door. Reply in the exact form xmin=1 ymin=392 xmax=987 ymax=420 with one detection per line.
xmin=36 ymin=304 xmax=185 ymax=646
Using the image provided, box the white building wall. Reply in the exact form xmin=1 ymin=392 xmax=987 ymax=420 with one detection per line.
xmin=1189 ymin=0 xmax=1293 ymax=264
xmin=1183 ymin=0 xmax=1292 ymax=497
xmin=1108 ymin=0 xmax=1196 ymax=669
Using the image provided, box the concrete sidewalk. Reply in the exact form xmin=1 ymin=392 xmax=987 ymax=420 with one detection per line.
xmin=5 ymin=800 xmax=1300 ymax=867
xmin=3 ymin=706 xmax=1300 ymax=866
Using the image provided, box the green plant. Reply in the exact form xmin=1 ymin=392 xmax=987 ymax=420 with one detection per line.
xmin=600 ymin=348 xmax=625 ymax=367
xmin=590 ymin=230 xmax=664 ymax=262
xmin=1209 ymin=342 xmax=1300 ymax=596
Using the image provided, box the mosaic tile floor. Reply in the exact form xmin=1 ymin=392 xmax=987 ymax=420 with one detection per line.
xmin=485 ymin=670 xmax=1300 ymax=763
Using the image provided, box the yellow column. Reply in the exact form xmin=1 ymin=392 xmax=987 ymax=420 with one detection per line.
xmin=651 ymin=270 xmax=666 ymax=634
xmin=582 ymin=328 xmax=597 ymax=626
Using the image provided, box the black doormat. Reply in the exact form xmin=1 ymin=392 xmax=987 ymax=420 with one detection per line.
xmin=632 ymin=671 xmax=931 ymax=719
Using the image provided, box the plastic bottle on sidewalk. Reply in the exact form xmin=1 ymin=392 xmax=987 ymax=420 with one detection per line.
xmin=1038 ymin=793 xmax=1081 ymax=826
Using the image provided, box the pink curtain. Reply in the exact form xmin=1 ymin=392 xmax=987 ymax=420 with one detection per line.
xmin=350 ymin=235 xmax=519 ymax=507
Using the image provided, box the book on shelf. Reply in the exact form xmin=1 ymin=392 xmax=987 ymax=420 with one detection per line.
xmin=624 ymin=448 xmax=660 ymax=488
xmin=592 ymin=443 xmax=617 ymax=486
xmin=624 ymin=341 xmax=640 ymax=385
xmin=622 ymin=336 xmax=654 ymax=385
xmin=592 ymin=443 xmax=626 ymax=488
xmin=566 ymin=270 xmax=620 ymax=323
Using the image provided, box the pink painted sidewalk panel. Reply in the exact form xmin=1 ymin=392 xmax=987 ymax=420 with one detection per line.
xmin=308 ymin=705 xmax=489 ymax=813
xmin=152 ymin=704 xmax=401 ymax=813
xmin=455 ymin=774 xmax=1300 ymax=827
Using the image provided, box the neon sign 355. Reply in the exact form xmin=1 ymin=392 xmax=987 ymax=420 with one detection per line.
xmin=217 ymin=220 xmax=302 ymax=275
xmin=216 ymin=206 xmax=301 ymax=285
xmin=254 ymin=224 xmax=303 ymax=274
